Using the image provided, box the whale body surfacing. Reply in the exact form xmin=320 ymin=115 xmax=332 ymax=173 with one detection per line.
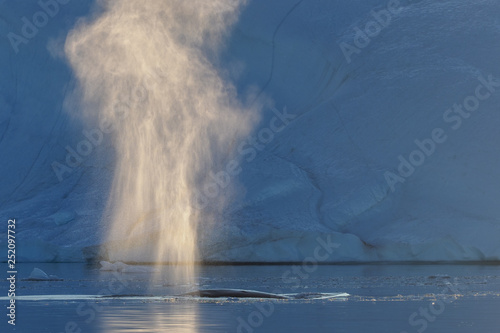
xmin=182 ymin=289 xmax=289 ymax=299
xmin=181 ymin=289 xmax=350 ymax=300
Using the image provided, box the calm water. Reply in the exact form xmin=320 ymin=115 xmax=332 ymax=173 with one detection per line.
xmin=2 ymin=264 xmax=500 ymax=332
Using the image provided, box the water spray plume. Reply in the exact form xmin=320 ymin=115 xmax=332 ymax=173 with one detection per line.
xmin=65 ymin=0 xmax=259 ymax=283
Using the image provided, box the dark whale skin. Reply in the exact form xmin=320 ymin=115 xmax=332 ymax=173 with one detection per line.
xmin=181 ymin=289 xmax=289 ymax=299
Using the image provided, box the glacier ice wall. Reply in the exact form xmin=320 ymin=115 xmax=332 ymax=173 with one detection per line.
xmin=1 ymin=0 xmax=500 ymax=262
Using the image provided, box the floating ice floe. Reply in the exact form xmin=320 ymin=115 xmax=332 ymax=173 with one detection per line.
xmin=99 ymin=261 xmax=155 ymax=273
xmin=24 ymin=268 xmax=62 ymax=281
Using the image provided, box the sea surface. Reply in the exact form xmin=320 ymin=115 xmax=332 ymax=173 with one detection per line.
xmin=1 ymin=263 xmax=500 ymax=332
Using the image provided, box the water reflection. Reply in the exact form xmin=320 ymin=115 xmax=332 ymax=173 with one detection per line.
xmin=8 ymin=264 xmax=500 ymax=332
xmin=99 ymin=303 xmax=200 ymax=333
